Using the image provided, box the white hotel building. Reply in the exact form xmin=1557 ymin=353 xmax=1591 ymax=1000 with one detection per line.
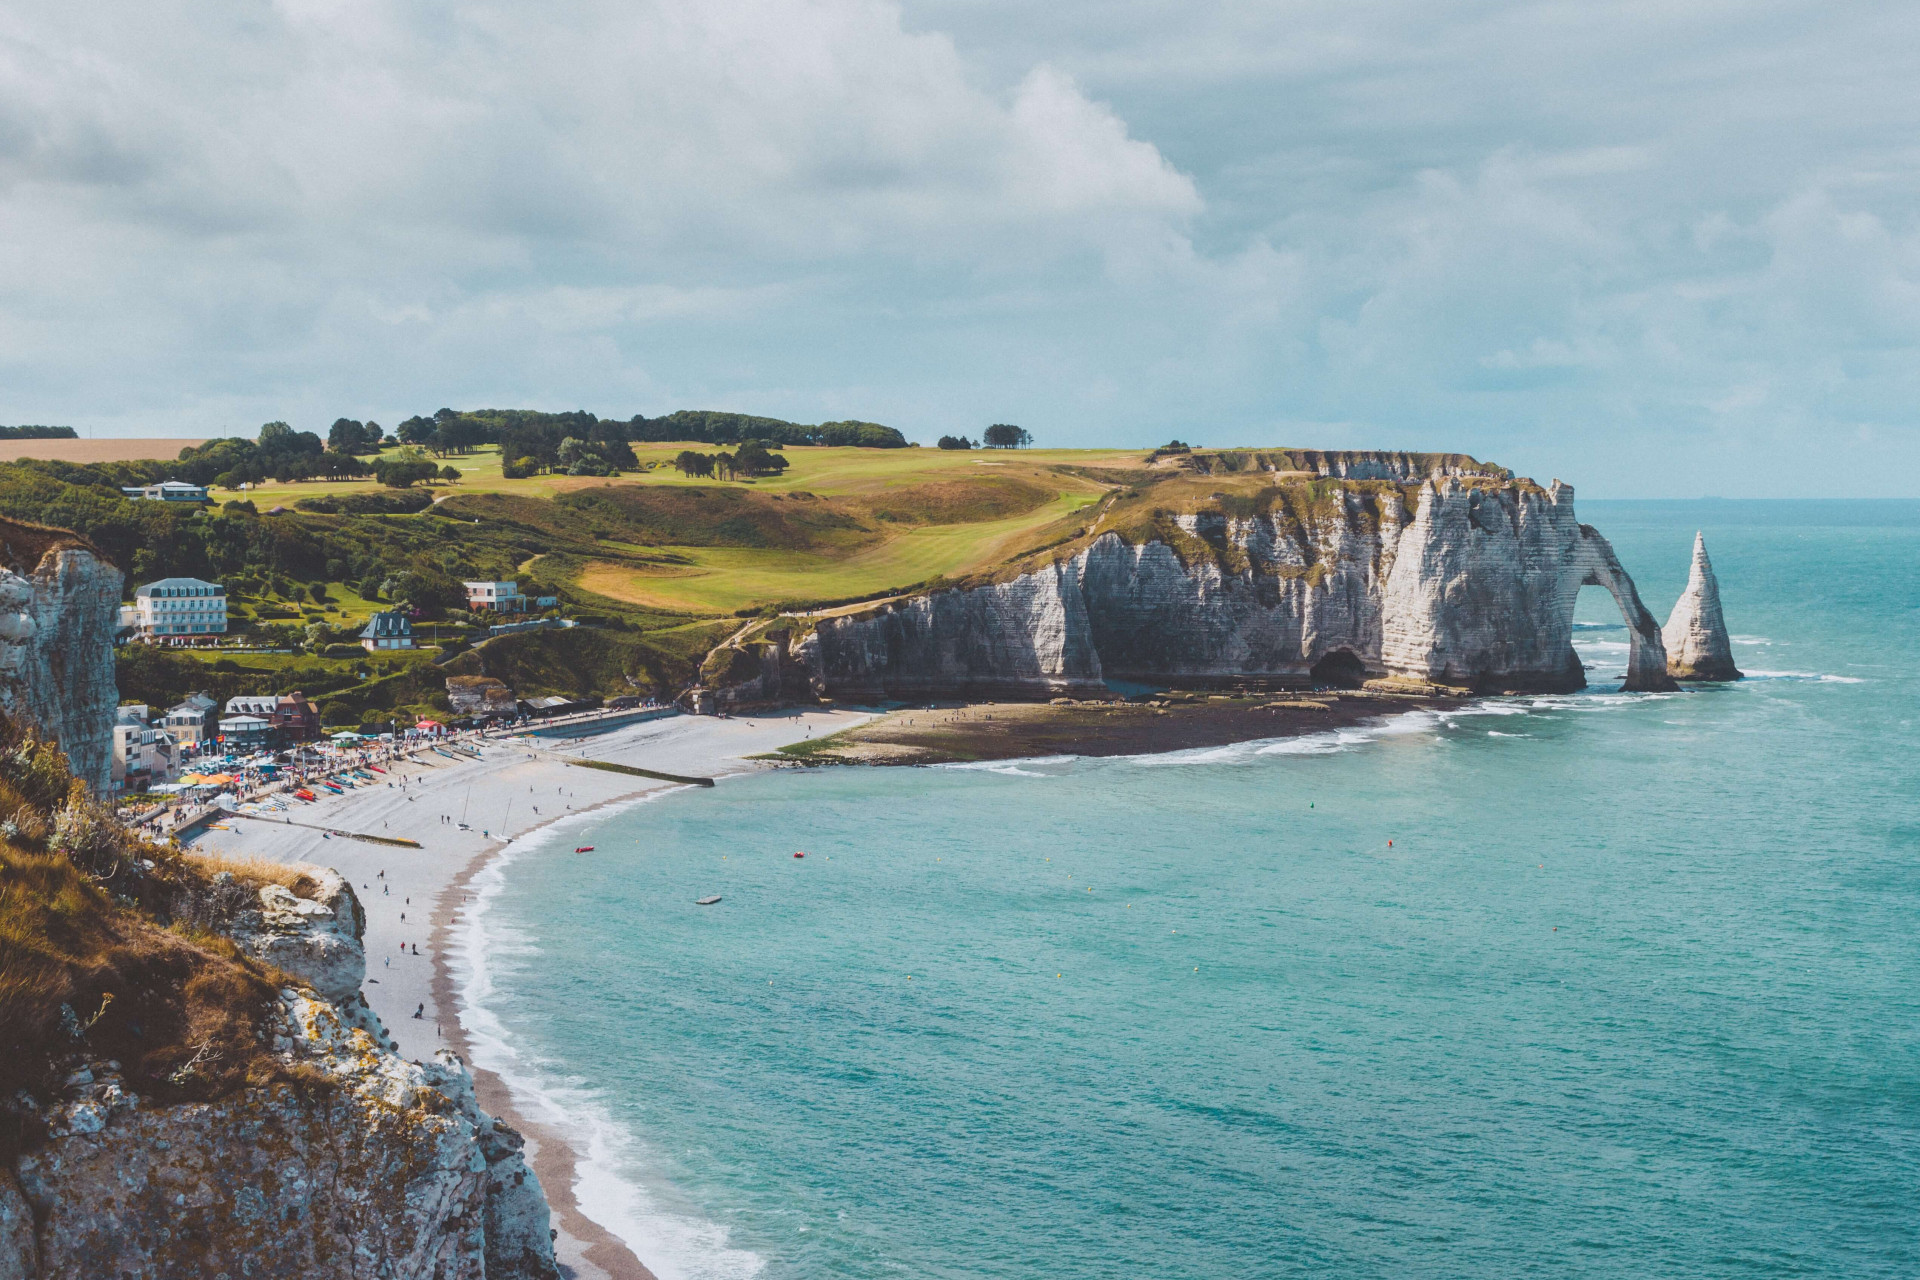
xmin=130 ymin=577 xmax=228 ymax=641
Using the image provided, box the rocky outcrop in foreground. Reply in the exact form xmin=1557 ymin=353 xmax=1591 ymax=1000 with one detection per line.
xmin=0 ymin=519 xmax=121 ymax=792
xmin=1663 ymin=531 xmax=1741 ymax=681
xmin=785 ymin=464 xmax=1678 ymax=699
xmin=3 ymin=868 xmax=559 ymax=1280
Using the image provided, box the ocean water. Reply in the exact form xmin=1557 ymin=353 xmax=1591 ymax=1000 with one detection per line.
xmin=457 ymin=500 xmax=1920 ymax=1279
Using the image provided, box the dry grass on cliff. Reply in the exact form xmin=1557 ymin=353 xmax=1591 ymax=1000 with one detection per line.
xmin=0 ymin=726 xmax=310 ymax=1156
xmin=183 ymin=851 xmax=312 ymax=892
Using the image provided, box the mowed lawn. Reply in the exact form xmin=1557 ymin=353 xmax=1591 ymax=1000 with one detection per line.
xmin=574 ymin=485 xmax=1104 ymax=613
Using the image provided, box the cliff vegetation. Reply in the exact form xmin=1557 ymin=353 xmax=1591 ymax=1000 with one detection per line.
xmin=0 ymin=720 xmax=313 ymax=1153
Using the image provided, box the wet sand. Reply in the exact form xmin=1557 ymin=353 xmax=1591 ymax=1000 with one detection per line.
xmin=771 ymin=690 xmax=1464 ymax=766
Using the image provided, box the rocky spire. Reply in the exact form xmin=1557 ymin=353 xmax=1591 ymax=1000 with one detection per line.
xmin=1663 ymin=532 xmax=1741 ymax=681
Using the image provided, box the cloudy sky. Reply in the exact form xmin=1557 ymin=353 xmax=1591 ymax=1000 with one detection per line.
xmin=3 ymin=0 xmax=1917 ymax=494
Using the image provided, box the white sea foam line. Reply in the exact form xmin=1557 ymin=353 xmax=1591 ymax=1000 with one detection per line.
xmin=1730 ymin=635 xmax=1772 ymax=645
xmin=1743 ymin=669 xmax=1864 ymax=684
xmin=452 ymin=792 xmax=767 ymax=1280
xmin=938 ymin=756 xmax=1072 ymax=776
xmin=1121 ymin=708 xmax=1440 ymax=766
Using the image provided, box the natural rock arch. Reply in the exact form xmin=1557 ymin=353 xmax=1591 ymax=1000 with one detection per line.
xmin=1566 ymin=526 xmax=1678 ymax=693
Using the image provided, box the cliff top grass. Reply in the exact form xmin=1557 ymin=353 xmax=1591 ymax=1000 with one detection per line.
xmin=0 ymin=721 xmax=317 ymax=1153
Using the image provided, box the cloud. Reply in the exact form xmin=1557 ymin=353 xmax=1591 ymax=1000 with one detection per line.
xmin=2 ymin=0 xmax=1919 ymax=494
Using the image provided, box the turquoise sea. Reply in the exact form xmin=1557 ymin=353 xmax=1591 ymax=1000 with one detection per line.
xmin=457 ymin=500 xmax=1920 ymax=1279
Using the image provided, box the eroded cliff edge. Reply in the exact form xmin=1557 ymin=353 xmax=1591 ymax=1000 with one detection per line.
xmin=0 ymin=518 xmax=120 ymax=793
xmin=715 ymin=455 xmax=1678 ymax=704
xmin=0 ymin=736 xmax=560 ymax=1278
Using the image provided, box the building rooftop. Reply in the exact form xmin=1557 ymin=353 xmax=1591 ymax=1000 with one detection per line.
xmin=360 ymin=611 xmax=413 ymax=638
xmin=135 ymin=577 xmax=225 ymax=595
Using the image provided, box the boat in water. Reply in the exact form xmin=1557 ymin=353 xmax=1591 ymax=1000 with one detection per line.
xmin=695 ymin=895 xmax=722 ymax=906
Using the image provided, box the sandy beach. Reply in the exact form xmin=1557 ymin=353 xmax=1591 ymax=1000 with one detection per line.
xmin=186 ymin=706 xmax=866 ymax=1280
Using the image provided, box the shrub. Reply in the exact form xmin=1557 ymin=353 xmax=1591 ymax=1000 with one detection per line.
xmin=322 ymin=643 xmax=362 ymax=659
xmin=937 ymin=435 xmax=974 ymax=450
xmin=295 ymin=491 xmax=434 ymax=515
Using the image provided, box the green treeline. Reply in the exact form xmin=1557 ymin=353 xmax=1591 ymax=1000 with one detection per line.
xmin=0 ymin=426 xmax=78 ymax=440
xmin=406 ymin=408 xmax=905 ymax=479
xmin=90 ymin=409 xmax=909 ymax=489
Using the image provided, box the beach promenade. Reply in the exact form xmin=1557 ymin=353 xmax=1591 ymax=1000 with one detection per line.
xmin=185 ymin=706 xmax=864 ymax=1280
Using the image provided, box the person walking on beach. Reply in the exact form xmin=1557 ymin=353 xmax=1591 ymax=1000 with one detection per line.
xmin=413 ymin=1003 xmax=424 ymax=1019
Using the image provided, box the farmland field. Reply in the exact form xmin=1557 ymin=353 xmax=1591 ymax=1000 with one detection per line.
xmin=0 ymin=438 xmax=207 ymax=463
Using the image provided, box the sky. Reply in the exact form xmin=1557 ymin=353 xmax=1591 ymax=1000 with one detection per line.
xmin=3 ymin=0 xmax=1919 ymax=495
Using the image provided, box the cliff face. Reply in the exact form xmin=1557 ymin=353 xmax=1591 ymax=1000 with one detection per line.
xmin=793 ymin=471 xmax=1678 ymax=698
xmin=0 ymin=524 xmax=121 ymax=793
xmin=3 ymin=868 xmax=560 ymax=1280
xmin=1378 ymin=480 xmax=1674 ymax=693
xmin=1663 ymin=532 xmax=1741 ymax=681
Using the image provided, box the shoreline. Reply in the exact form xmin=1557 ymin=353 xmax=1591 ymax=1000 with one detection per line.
xmin=210 ymin=694 xmax=1459 ymax=1279
xmin=767 ymin=688 xmax=1467 ymax=766
xmin=432 ymin=803 xmax=665 ymax=1280
xmin=189 ymin=707 xmax=865 ymax=1280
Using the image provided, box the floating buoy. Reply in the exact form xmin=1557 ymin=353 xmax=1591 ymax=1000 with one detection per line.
xmin=1387 ymin=840 xmax=1392 ymax=847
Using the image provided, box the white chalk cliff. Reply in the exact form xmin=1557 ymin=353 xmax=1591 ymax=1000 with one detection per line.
xmin=0 ymin=521 xmax=121 ymax=792
xmin=2 ymin=869 xmax=560 ymax=1280
xmin=791 ymin=466 xmax=1678 ymax=698
xmin=1663 ymin=531 xmax=1741 ymax=681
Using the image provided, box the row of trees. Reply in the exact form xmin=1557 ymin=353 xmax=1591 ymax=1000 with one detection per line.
xmin=939 ymin=424 xmax=1032 ymax=451
xmin=671 ymin=440 xmax=789 ymax=480
xmin=156 ymin=409 xmax=913 ymax=489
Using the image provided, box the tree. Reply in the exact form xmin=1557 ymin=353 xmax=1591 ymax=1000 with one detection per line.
xmin=732 ymin=439 xmax=788 ymax=476
xmin=395 ymin=416 xmax=436 ymax=445
xmin=372 ymin=454 xmax=439 ymax=488
xmin=327 ymin=418 xmax=368 ymax=454
xmin=937 ymin=435 xmax=974 ymax=450
xmin=982 ymin=424 xmax=1031 ymax=449
xmin=318 ymin=450 xmax=369 ymax=479
xmin=440 ymin=465 xmax=461 ymax=483
xmin=431 ymin=417 xmax=482 ymax=456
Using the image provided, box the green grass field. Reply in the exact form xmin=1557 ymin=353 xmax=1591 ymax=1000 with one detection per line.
xmin=217 ymin=442 xmax=1143 ymax=617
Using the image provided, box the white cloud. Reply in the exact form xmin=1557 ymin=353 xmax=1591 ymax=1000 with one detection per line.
xmin=3 ymin=0 xmax=1920 ymax=494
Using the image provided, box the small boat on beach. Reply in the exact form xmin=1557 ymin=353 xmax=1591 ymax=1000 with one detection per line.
xmin=695 ymin=895 xmax=721 ymax=906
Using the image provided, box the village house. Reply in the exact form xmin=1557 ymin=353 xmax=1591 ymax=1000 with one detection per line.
xmin=360 ymin=611 xmax=415 ymax=650
xmin=129 ymin=577 xmax=227 ymax=641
